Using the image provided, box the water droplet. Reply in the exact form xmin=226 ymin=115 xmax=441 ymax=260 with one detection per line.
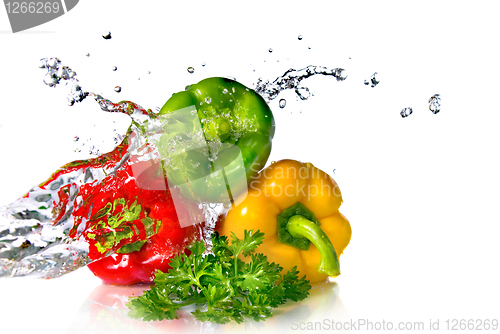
xmin=47 ymin=57 xmax=60 ymax=68
xmin=205 ymin=97 xmax=212 ymax=104
xmin=400 ymin=107 xmax=413 ymax=118
xmin=112 ymin=66 xmax=117 ymax=71
xmin=337 ymin=69 xmax=348 ymax=81
xmin=148 ymin=71 xmax=151 ymax=74
xmin=73 ymin=136 xmax=79 ymax=142
xmin=67 ymin=68 xmax=76 ymax=78
xmin=298 ymin=35 xmax=303 ymax=40
xmin=295 ymin=87 xmax=311 ymax=100
xmin=279 ymin=99 xmax=286 ymax=108
xmin=114 ymin=86 xmax=121 ymax=93
xmin=43 ymin=72 xmax=59 ymax=87
xmin=202 ymin=62 xmax=206 ymax=67
xmin=155 ymin=106 xmax=161 ymax=112
xmin=187 ymin=67 xmax=195 ymax=74
xmin=39 ymin=58 xmax=48 ymax=68
xmin=365 ymin=72 xmax=380 ymax=87
xmin=428 ymin=94 xmax=441 ymax=114
xmin=222 ymin=88 xmax=228 ymax=94
xmin=70 ymin=83 xmax=85 ymax=103
xmin=269 ymin=48 xmax=273 ymax=53
xmin=85 ymin=53 xmax=90 ymax=57
xmin=102 ymin=31 xmax=112 ymax=40
xmin=308 ymin=47 xmax=311 ymax=50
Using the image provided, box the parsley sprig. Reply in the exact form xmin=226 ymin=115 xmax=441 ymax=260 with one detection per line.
xmin=127 ymin=230 xmax=311 ymax=324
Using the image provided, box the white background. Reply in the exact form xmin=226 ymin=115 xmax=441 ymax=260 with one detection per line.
xmin=1 ymin=1 xmax=500 ymax=333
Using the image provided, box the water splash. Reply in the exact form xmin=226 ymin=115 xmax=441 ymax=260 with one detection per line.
xmin=0 ymin=93 xmax=219 ymax=278
xmin=38 ymin=58 xmax=149 ymax=125
xmin=254 ymin=65 xmax=347 ymax=102
xmin=40 ymin=57 xmax=88 ymax=106
xmin=400 ymin=107 xmax=413 ymax=118
xmin=429 ymin=94 xmax=441 ymax=114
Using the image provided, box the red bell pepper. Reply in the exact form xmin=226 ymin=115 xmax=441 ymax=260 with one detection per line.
xmin=80 ymin=158 xmax=204 ymax=285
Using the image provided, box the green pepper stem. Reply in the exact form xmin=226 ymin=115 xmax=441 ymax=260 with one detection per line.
xmin=286 ymin=215 xmax=341 ymax=277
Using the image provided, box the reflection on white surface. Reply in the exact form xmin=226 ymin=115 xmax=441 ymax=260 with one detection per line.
xmin=67 ymin=281 xmax=350 ymax=334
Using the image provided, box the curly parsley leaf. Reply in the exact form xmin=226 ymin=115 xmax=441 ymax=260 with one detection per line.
xmin=229 ymin=229 xmax=265 ymax=257
xmin=238 ymin=253 xmax=281 ymax=291
xmin=281 ymin=266 xmax=312 ymax=302
xmin=126 ymin=229 xmax=311 ymax=324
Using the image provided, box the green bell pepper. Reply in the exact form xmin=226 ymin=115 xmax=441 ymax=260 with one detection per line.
xmin=157 ymin=77 xmax=275 ymax=203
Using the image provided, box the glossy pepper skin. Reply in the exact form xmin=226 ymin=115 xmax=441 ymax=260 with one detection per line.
xmin=216 ymin=159 xmax=351 ymax=284
xmin=157 ymin=77 xmax=275 ymax=203
xmin=87 ymin=162 xmax=203 ymax=285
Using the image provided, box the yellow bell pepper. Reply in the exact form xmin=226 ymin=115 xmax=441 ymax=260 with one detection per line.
xmin=216 ymin=159 xmax=351 ymax=283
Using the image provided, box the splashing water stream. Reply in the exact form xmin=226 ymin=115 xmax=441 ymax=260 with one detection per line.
xmin=254 ymin=65 xmax=347 ymax=102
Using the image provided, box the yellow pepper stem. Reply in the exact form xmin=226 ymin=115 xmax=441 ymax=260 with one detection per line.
xmin=286 ymin=215 xmax=341 ymax=277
